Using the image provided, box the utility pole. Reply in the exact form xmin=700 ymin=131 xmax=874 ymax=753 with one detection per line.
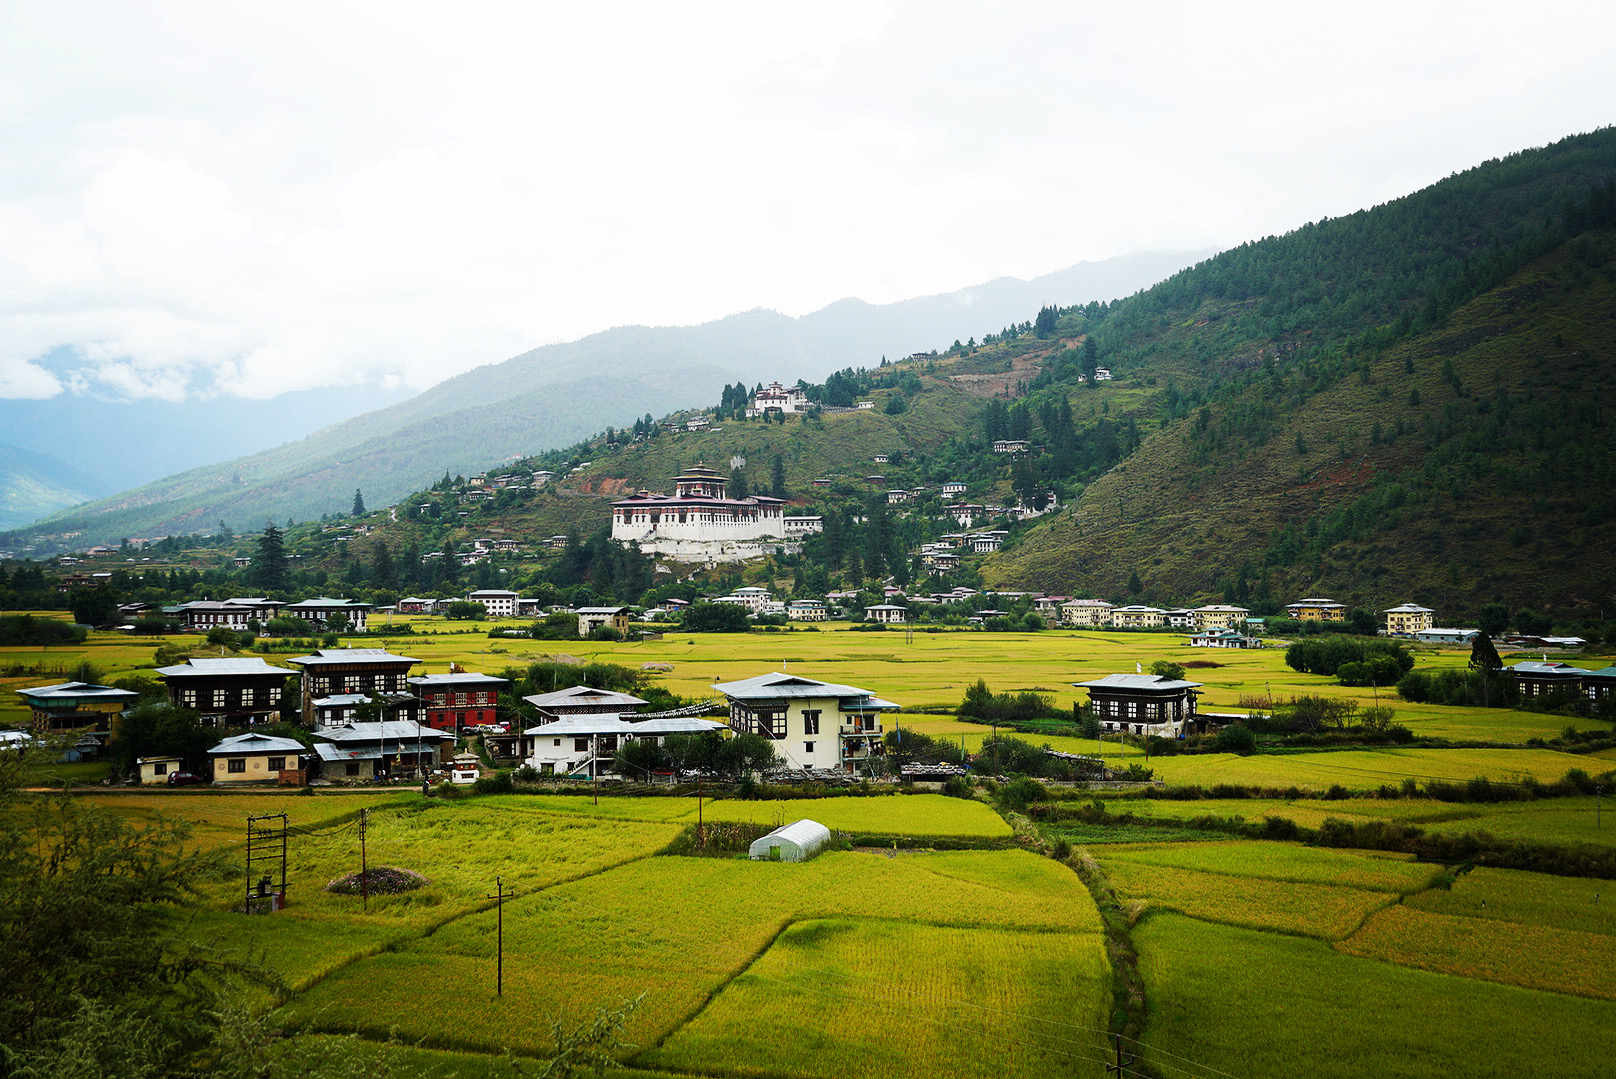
xmin=359 ymin=807 xmax=369 ymax=912
xmin=697 ymin=774 xmax=705 ymax=849
xmin=1106 ymin=1033 xmax=1134 ymax=1078
xmin=485 ymin=876 xmax=514 ymax=996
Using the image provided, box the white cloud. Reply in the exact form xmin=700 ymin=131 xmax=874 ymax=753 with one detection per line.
xmin=0 ymin=0 xmax=1611 ymax=402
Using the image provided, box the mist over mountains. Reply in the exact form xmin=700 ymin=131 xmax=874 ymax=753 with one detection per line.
xmin=4 ymin=249 xmax=1208 ymax=545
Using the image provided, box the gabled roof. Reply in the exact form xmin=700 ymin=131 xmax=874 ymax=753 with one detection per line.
xmin=1075 ymin=673 xmax=1204 ymax=692
xmin=712 ymin=672 xmax=899 ymax=710
xmin=285 ymin=648 xmax=420 ymax=667
xmin=524 ymin=684 xmax=648 ymax=709
xmin=1506 ymin=662 xmax=1591 ymax=676
xmin=16 ymin=682 xmax=141 ymax=705
xmin=575 ymin=606 xmax=631 ymax=615
xmin=154 ymin=657 xmax=291 ymax=678
xmin=314 ymin=721 xmax=454 ymax=744
xmin=409 ymin=672 xmax=511 ymax=688
xmin=208 ymin=732 xmax=306 ymax=755
xmin=523 ymin=714 xmax=727 ymax=737
xmin=1384 ymin=603 xmax=1435 ymax=614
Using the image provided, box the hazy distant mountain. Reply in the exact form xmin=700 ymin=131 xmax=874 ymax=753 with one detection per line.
xmin=0 ymin=442 xmax=99 ymax=530
xmin=4 ymin=249 xmax=1209 ymax=548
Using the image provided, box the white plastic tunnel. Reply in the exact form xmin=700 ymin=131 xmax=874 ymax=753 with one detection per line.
xmin=748 ymin=818 xmax=832 ymax=862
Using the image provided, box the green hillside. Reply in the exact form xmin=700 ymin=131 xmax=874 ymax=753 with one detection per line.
xmin=986 ymin=231 xmax=1616 ymax=616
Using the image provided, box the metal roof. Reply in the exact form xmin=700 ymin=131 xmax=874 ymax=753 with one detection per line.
xmin=409 ymin=672 xmax=511 ymax=687
xmin=315 ymin=721 xmax=454 ymax=743
xmin=154 ymin=658 xmax=291 ymax=677
xmin=712 ymin=672 xmax=899 ymax=709
xmin=208 ymin=733 xmax=307 ymax=755
xmin=523 ymin=685 xmax=648 ymax=709
xmin=1075 ymin=673 xmax=1204 ymax=692
xmin=286 ymin=648 xmax=420 ymax=667
xmin=16 ymin=682 xmax=141 ymax=704
xmin=522 ymin=714 xmax=727 ymax=737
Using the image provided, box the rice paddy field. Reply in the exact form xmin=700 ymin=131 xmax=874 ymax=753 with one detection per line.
xmin=17 ymin=623 xmax=1616 ymax=1077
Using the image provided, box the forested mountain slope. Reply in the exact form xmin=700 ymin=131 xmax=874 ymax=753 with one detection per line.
xmin=985 ymin=129 xmax=1616 ymax=618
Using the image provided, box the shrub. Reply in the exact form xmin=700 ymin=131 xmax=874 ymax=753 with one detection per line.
xmin=473 ymin=770 xmax=515 ymax=795
xmin=325 ymin=866 xmax=428 ymax=895
xmin=1286 ymin=635 xmax=1413 ymax=679
xmin=1213 ymin=724 xmax=1257 ymax=754
xmin=997 ymin=777 xmax=1049 ymax=810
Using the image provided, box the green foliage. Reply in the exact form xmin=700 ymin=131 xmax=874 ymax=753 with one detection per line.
xmin=957 ymin=679 xmax=1058 ymax=723
xmin=680 ymin=602 xmax=750 ymax=633
xmin=109 ymin=702 xmax=217 ymax=774
xmin=1285 ymin=636 xmax=1414 ymax=680
xmin=0 ymin=613 xmax=86 ymax=646
xmin=1213 ymin=724 xmax=1257 ymax=754
xmin=1149 ymin=660 xmax=1187 ymax=681
xmin=443 ymin=600 xmax=488 ymax=620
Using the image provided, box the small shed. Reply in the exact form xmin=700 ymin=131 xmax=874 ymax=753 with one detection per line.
xmin=137 ymin=756 xmax=182 ymax=785
xmin=749 ymin=819 xmax=832 ymax=862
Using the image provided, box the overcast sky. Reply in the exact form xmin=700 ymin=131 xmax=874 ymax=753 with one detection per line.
xmin=1 ymin=0 xmax=1611 ymax=403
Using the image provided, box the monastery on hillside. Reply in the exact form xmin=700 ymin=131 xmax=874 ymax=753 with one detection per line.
xmin=610 ymin=466 xmax=794 ymax=562
xmin=745 ymin=381 xmax=811 ymax=418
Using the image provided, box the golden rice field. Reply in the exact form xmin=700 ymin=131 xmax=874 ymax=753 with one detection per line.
xmin=1128 ymin=746 xmax=1594 ymax=789
xmin=642 ymin=919 xmax=1112 ymax=1079
xmin=1094 ymin=840 xmax=1444 ymax=893
xmin=280 ymin=849 xmax=1101 ymax=1058
xmin=1336 ymin=904 xmax=1616 ymax=1000
xmin=1093 ymin=857 xmax=1394 ymax=939
xmin=1404 ymin=866 xmax=1616 ymax=935
xmin=1134 ymin=914 xmax=1615 ymax=1079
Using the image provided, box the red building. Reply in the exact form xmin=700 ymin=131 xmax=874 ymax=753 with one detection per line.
xmin=408 ymin=671 xmax=511 ymax=734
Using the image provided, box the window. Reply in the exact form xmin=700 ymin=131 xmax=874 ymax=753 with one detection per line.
xmin=803 ymin=710 xmax=820 ymax=735
xmin=241 ymin=687 xmax=257 ymax=706
xmin=768 ymin=714 xmax=788 ymax=738
xmin=212 ymin=689 xmax=227 ymax=709
xmin=345 ymin=762 xmax=359 ymax=776
xmin=154 ymin=761 xmax=170 ymax=775
xmin=575 ymin=738 xmax=589 ymax=752
xmin=227 ymin=758 xmax=246 ymax=773
xmin=804 ymin=741 xmax=815 ymax=754
xmin=267 ymin=757 xmax=286 ymax=771
xmin=553 ymin=738 xmax=562 ymax=747
xmin=179 ymin=689 xmax=198 ymax=708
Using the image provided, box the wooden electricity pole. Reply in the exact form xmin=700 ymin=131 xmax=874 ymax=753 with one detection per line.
xmin=359 ymin=807 xmax=369 ymax=912
xmin=486 ymin=876 xmax=515 ymax=996
xmin=1105 ymin=1033 xmax=1135 ymax=1078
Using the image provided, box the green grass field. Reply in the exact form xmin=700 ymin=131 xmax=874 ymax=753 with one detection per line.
xmin=281 ymin=849 xmax=1100 ymax=1057
xmin=642 ymin=919 xmax=1112 ymax=1079
xmin=1135 ymin=914 xmax=1615 ymax=1079
xmin=1092 ymin=857 xmax=1394 ymax=939
xmin=1404 ymin=866 xmax=1616 ymax=935
xmin=1094 ymin=839 xmax=1442 ymax=893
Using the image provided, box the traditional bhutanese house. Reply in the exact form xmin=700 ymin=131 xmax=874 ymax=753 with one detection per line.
xmin=1190 ymin=605 xmax=1249 ymax=631
xmin=280 ymin=597 xmax=373 ymax=631
xmin=285 ymin=648 xmax=421 ymax=727
xmin=991 ymin=440 xmax=1030 ymax=454
xmin=1110 ymin=605 xmax=1166 ymax=629
xmin=864 ymin=603 xmax=910 ymax=625
xmin=137 ymin=756 xmax=183 ymax=785
xmin=16 ymin=682 xmax=139 ymax=734
xmin=1164 ymin=609 xmax=1194 ymax=629
xmin=783 ymin=515 xmax=824 ymax=537
xmin=1286 ymin=598 xmax=1346 ymax=622
xmin=154 ymin=657 xmax=293 ymax=727
xmin=576 ymin=606 xmax=633 ymax=636
xmin=941 ymin=482 xmax=967 ymax=496
xmin=523 ymin=714 xmax=728 ymax=777
xmin=1383 ymin=603 xmax=1436 ymax=636
xmin=748 ymin=819 xmax=832 ymax=862
xmin=175 ymin=601 xmax=256 ymax=633
xmin=968 ymin=531 xmax=1008 ymax=554
xmin=208 ymin=732 xmax=308 ymax=785
xmin=523 ymin=685 xmax=649 ymax=726
xmin=311 ymin=721 xmax=454 ymax=782
xmin=1077 ymin=673 xmax=1204 ymax=738
xmin=1504 ymin=661 xmax=1591 ymax=701
xmin=1190 ymin=628 xmax=1262 ymax=649
xmin=408 ymin=671 xmax=511 ymax=734
xmin=712 ymin=672 xmax=898 ymax=773
xmin=395 ymin=597 xmax=437 ymax=614
xmin=1582 ymin=667 xmax=1616 ymax=706
xmin=1060 ymin=599 xmax=1115 ymax=628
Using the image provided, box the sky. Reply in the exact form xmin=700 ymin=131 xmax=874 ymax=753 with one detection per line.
xmin=1 ymin=0 xmax=1612 ymax=404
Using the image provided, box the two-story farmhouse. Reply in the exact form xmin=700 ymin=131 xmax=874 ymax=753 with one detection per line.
xmin=408 ymin=670 xmax=511 ymax=733
xmin=16 ymin=681 xmax=140 ymax=734
xmin=1077 ymin=673 xmax=1203 ymax=737
xmin=712 ymin=673 xmax=898 ymax=773
xmin=154 ymin=657 xmax=293 ymax=727
xmin=1286 ymin=598 xmax=1346 ymax=622
xmin=285 ymin=648 xmax=421 ymax=728
xmin=281 ymin=598 xmax=373 ymax=631
xmin=311 ymin=721 xmax=455 ymax=782
xmin=523 ymin=714 xmax=728 ymax=777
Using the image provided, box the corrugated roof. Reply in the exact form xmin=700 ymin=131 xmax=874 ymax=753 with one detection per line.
xmin=524 ymin=685 xmax=648 ymax=708
xmin=208 ymin=733 xmax=306 ymax=755
xmin=1075 ymin=673 xmax=1204 ymax=691
xmin=155 ymin=658 xmax=290 ymax=677
xmin=315 ymin=721 xmax=454 ymax=743
xmin=409 ymin=673 xmax=511 ymax=687
xmin=522 ymin=715 xmax=726 ymax=737
xmin=712 ymin=672 xmax=899 ymax=708
xmin=286 ymin=648 xmax=420 ymax=666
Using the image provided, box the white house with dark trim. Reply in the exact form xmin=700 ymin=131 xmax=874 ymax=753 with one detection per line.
xmin=712 ymin=672 xmax=897 ymax=772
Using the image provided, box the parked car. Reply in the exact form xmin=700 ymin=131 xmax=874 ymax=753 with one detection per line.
xmin=167 ymin=771 xmax=206 ymax=786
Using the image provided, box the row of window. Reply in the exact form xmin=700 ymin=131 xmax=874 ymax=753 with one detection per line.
xmin=178 ymin=687 xmax=282 ymax=709
xmin=224 ymin=756 xmax=290 ymax=773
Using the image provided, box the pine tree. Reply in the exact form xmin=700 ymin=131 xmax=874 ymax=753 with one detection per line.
xmin=254 ymin=525 xmax=289 ymax=592
xmin=352 ymin=489 xmax=366 ymax=516
xmin=770 ymin=455 xmax=786 ymax=500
